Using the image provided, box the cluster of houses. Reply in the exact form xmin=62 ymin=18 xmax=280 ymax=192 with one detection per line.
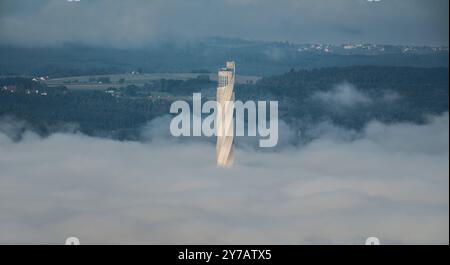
xmin=2 ymin=85 xmax=48 ymax=96
xmin=31 ymin=76 xmax=49 ymax=82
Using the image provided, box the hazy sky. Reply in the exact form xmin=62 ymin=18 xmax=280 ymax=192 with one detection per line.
xmin=0 ymin=0 xmax=448 ymax=47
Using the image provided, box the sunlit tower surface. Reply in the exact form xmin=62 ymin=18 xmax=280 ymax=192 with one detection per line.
xmin=216 ymin=61 xmax=235 ymax=167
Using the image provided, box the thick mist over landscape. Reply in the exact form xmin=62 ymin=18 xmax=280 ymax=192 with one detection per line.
xmin=0 ymin=111 xmax=448 ymax=244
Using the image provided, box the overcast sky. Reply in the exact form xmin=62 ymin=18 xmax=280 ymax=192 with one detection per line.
xmin=0 ymin=0 xmax=448 ymax=47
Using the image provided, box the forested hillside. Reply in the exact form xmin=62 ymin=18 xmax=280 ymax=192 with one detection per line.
xmin=1 ymin=66 xmax=448 ymax=141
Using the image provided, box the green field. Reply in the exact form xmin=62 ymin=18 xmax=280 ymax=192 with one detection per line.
xmin=44 ymin=73 xmax=260 ymax=90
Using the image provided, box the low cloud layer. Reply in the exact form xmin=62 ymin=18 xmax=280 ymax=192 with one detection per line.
xmin=0 ymin=113 xmax=448 ymax=244
xmin=312 ymin=83 xmax=372 ymax=107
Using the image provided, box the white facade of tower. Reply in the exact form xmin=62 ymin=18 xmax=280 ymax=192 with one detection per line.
xmin=216 ymin=61 xmax=235 ymax=167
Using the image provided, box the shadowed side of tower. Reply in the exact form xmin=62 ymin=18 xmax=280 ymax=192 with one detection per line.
xmin=216 ymin=61 xmax=235 ymax=167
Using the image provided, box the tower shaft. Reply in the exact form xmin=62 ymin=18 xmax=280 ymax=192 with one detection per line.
xmin=216 ymin=61 xmax=235 ymax=167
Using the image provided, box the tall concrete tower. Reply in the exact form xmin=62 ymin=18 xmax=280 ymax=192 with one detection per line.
xmin=216 ymin=61 xmax=235 ymax=167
